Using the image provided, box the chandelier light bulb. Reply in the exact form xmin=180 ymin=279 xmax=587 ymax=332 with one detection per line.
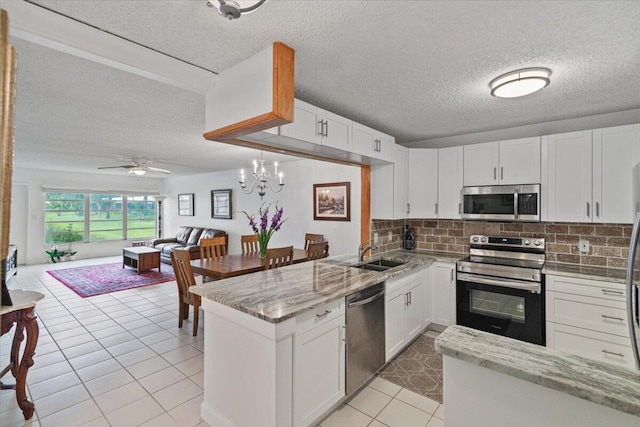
xmin=239 ymin=154 xmax=284 ymax=199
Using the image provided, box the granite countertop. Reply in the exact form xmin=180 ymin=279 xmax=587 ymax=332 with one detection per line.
xmin=543 ymin=262 xmax=627 ymax=284
xmin=435 ymin=325 xmax=640 ymax=417
xmin=190 ymin=249 xmax=464 ymax=323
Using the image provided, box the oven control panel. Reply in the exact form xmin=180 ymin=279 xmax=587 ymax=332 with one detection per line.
xmin=469 ymin=235 xmax=545 ymax=251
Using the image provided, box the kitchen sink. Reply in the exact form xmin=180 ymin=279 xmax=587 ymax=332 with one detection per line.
xmin=351 ymin=258 xmax=405 ymax=272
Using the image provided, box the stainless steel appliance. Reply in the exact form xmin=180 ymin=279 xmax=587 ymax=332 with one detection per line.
xmin=457 ymin=235 xmax=546 ymax=345
xmin=626 ymin=213 xmax=640 ymax=370
xmin=345 ymin=283 xmax=385 ymax=395
xmin=461 ymin=184 xmax=541 ymax=222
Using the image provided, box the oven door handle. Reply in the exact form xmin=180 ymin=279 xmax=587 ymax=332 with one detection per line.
xmin=457 ymin=272 xmax=541 ymax=294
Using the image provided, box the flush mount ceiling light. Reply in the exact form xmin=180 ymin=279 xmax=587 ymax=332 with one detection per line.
xmin=129 ymin=166 xmax=147 ymax=176
xmin=206 ymin=0 xmax=266 ymax=20
xmin=489 ymin=68 xmax=551 ymax=98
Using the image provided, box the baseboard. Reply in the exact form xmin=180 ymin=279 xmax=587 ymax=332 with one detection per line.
xmin=201 ymin=401 xmax=236 ymax=427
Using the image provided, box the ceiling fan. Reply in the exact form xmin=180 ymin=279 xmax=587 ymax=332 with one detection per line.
xmin=97 ymin=158 xmax=171 ymax=176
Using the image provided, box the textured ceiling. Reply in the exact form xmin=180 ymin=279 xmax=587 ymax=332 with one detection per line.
xmin=11 ymin=0 xmax=640 ymax=175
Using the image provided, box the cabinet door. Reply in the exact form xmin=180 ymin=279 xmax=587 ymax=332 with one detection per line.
xmin=463 ymin=141 xmax=498 ymax=186
xmin=294 ymin=315 xmax=345 ymax=427
xmin=420 ymin=270 xmax=431 ymax=328
xmin=408 ymin=149 xmax=438 ymax=219
xmin=542 ymin=131 xmax=592 ymax=222
xmin=394 ymin=146 xmax=409 ymax=219
xmin=385 ymin=289 xmax=407 ymax=362
xmin=279 ymin=99 xmax=320 ymax=144
xmin=352 ymin=123 xmax=375 ymax=157
xmin=430 ymin=262 xmax=455 ymax=326
xmin=499 ymin=137 xmax=541 ymax=185
xmin=405 ymin=281 xmax=423 ymax=341
xmin=438 ymin=147 xmax=464 ymax=219
xmin=376 ymin=132 xmax=395 ymax=163
xmin=370 ymin=163 xmax=394 ymax=219
xmin=320 ymin=110 xmax=352 ymax=151
xmin=593 ymin=124 xmax=640 ymax=224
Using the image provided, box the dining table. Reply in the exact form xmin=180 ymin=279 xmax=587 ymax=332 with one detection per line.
xmin=190 ymin=248 xmax=309 ymax=281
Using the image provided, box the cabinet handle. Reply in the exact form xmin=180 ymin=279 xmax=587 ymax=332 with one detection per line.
xmin=374 ymin=139 xmax=378 ymax=152
xmin=500 ymin=167 xmax=504 ymax=180
xmin=317 ymin=120 xmax=323 ymax=137
xmin=316 ymin=309 xmax=332 ymax=319
xmin=601 ymin=314 xmax=624 ymax=322
xmin=450 ymin=269 xmax=454 ymax=283
xmin=596 ymin=202 xmax=600 ymax=218
xmin=341 ymin=325 xmax=346 ymax=343
xmin=435 ymin=203 xmax=438 ymax=215
xmin=405 ymin=293 xmax=408 ymax=306
xmin=586 ymin=202 xmax=590 ymax=218
xmin=601 ymin=349 xmax=624 ymax=357
xmin=494 ymin=167 xmax=497 ymax=181
xmin=325 ymin=120 xmax=329 ymax=137
xmin=408 ymin=291 xmax=412 ymax=305
xmin=601 ymin=289 xmax=624 ymax=296
xmin=407 ymin=203 xmax=410 ymax=214
xmin=458 ymin=203 xmax=462 ymax=215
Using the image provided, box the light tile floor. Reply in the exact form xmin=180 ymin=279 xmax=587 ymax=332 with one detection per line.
xmin=1 ymin=257 xmax=445 ymax=427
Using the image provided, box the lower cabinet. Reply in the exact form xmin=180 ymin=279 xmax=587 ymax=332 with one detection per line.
xmin=293 ymin=301 xmax=346 ymax=427
xmin=385 ymin=270 xmax=428 ymax=362
xmin=430 ymin=262 xmax=457 ymax=326
xmin=546 ymin=274 xmax=633 ymax=368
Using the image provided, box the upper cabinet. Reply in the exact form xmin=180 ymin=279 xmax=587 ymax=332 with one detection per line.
xmin=463 ymin=137 xmax=541 ymax=186
xmin=408 ymin=149 xmax=438 ymax=219
xmin=542 ymin=125 xmax=640 ymax=224
xmin=352 ymin=123 xmax=395 ymax=163
xmin=438 ymin=146 xmax=464 ymax=219
xmin=280 ymin=99 xmax=352 ymax=151
xmin=371 ymin=145 xmax=408 ymax=219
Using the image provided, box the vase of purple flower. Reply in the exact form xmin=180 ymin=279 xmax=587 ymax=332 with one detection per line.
xmin=242 ymin=203 xmax=287 ymax=258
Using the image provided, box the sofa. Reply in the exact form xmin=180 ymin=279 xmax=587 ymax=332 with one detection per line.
xmin=149 ymin=226 xmax=228 ymax=264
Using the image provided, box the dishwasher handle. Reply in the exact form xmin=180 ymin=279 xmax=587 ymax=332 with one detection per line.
xmin=348 ymin=290 xmax=385 ymax=308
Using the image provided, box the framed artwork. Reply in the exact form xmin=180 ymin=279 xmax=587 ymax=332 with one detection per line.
xmin=211 ymin=189 xmax=232 ymax=219
xmin=313 ymin=182 xmax=351 ymax=221
xmin=178 ymin=193 xmax=194 ymax=216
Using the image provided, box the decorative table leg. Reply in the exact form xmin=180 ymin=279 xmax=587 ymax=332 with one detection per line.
xmin=9 ymin=321 xmax=24 ymax=378
xmin=15 ymin=308 xmax=38 ymax=420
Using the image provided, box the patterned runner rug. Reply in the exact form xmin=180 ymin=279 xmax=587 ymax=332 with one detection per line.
xmin=47 ymin=262 xmax=176 ymax=298
xmin=377 ymin=333 xmax=443 ymax=403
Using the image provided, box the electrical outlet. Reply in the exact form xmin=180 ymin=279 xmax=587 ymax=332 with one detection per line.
xmin=388 ymin=231 xmax=393 ymax=241
xmin=373 ymin=232 xmax=379 ymax=244
xmin=579 ymin=239 xmax=590 ymax=253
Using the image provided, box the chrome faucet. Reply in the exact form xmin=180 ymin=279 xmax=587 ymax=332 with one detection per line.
xmin=358 ymin=241 xmax=377 ymax=262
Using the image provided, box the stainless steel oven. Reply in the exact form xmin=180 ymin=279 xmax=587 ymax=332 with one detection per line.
xmin=461 ymin=184 xmax=540 ymax=222
xmin=456 ymin=236 xmax=545 ymax=345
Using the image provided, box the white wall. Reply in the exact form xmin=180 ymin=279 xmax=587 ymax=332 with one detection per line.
xmin=13 ymin=167 xmax=163 ymax=264
xmin=162 ymin=158 xmax=361 ymax=256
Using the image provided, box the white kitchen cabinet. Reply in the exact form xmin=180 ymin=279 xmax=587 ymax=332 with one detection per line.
xmin=430 ymin=262 xmax=456 ymax=326
xmin=408 ymin=149 xmax=438 ymax=219
xmin=463 ymin=137 xmax=541 ymax=186
xmin=280 ymin=99 xmax=352 ymax=151
xmin=541 ymin=130 xmax=593 ymax=222
xmin=437 ymin=147 xmax=464 ymax=219
xmin=385 ymin=271 xmax=426 ymax=361
xmin=352 ymin=122 xmax=395 ymax=162
xmin=592 ymin=124 xmax=640 ymax=224
xmin=294 ymin=305 xmax=345 ymax=427
xmin=546 ymin=274 xmax=633 ymax=368
xmin=371 ymin=145 xmax=409 ymax=219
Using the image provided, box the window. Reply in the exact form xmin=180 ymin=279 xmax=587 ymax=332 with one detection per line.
xmin=44 ymin=192 xmax=156 ymax=243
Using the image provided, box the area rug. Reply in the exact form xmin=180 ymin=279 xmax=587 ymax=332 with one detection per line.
xmin=377 ymin=333 xmax=443 ymax=403
xmin=47 ymin=262 xmax=176 ymax=298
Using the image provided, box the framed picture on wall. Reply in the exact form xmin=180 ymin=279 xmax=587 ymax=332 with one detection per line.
xmin=178 ymin=193 xmax=194 ymax=216
xmin=211 ymin=189 xmax=232 ymax=219
xmin=313 ymin=182 xmax=350 ymax=221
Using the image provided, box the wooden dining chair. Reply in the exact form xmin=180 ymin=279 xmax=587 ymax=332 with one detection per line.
xmin=304 ymin=233 xmax=324 ymax=250
xmin=170 ymin=249 xmax=201 ymax=336
xmin=200 ymin=236 xmax=227 ymax=260
xmin=307 ymin=241 xmax=329 ymax=260
xmin=264 ymin=246 xmax=294 ymax=270
xmin=241 ymin=234 xmax=259 ymax=254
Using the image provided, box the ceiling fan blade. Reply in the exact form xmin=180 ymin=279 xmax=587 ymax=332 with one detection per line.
xmin=146 ymin=166 xmax=172 ymax=174
xmin=98 ymin=165 xmax=135 ymax=170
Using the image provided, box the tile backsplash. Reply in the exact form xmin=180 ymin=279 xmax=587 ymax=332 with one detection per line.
xmin=371 ymin=219 xmax=632 ymax=269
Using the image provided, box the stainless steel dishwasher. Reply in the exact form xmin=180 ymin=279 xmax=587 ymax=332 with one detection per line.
xmin=345 ymin=282 xmax=385 ymax=395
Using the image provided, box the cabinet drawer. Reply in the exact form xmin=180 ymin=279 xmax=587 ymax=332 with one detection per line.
xmin=546 ymin=275 xmax=626 ymax=302
xmin=296 ymin=298 xmax=345 ymax=335
xmin=386 ymin=271 xmax=421 ymax=295
xmin=546 ymin=322 xmax=634 ymax=369
xmin=546 ymin=291 xmax=629 ymax=337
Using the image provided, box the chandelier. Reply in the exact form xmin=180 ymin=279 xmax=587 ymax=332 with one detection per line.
xmin=239 ymin=154 xmax=284 ymax=199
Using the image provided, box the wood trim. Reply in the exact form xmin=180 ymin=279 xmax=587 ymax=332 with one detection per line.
xmin=360 ymin=165 xmax=371 ymax=245
xmin=204 ymin=42 xmax=295 ymax=142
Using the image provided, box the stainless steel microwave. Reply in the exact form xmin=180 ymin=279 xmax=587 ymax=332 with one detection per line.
xmin=461 ymin=184 xmax=540 ymax=222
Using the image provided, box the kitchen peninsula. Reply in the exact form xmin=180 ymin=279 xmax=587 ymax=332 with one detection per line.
xmin=190 ymin=250 xmax=459 ymax=427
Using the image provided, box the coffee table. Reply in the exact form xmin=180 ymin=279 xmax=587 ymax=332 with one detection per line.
xmin=122 ymin=247 xmax=161 ymax=274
